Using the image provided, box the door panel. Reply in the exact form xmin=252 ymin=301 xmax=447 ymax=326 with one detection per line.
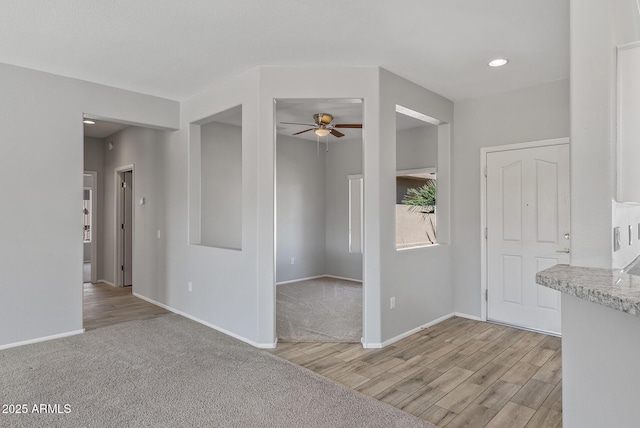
xmin=122 ymin=171 xmax=133 ymax=287
xmin=487 ymin=144 xmax=569 ymax=334
xmin=502 ymin=161 xmax=522 ymax=242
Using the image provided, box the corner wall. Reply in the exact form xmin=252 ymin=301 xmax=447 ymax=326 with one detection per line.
xmin=451 ymin=79 xmax=570 ymax=317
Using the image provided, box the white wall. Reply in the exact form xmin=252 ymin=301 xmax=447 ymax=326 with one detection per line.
xmin=1 ymin=63 xmax=455 ymax=350
xmin=161 ymin=68 xmax=263 ymax=345
xmin=379 ymin=69 xmax=454 ymax=342
xmin=276 ymin=135 xmax=326 ymax=282
xmin=102 ymin=127 xmax=164 ymax=289
xmin=564 ymin=0 xmax=640 ymax=425
xmin=571 ymin=0 xmax=640 ymax=270
xmin=325 ymin=137 xmax=363 ymax=281
xmin=562 ymin=294 xmax=640 ymax=427
xmin=200 ymin=122 xmax=242 ymax=250
xmin=452 ymin=79 xmax=570 ymax=317
xmin=396 ymin=125 xmax=438 ymax=171
xmin=259 ymin=67 xmax=382 ymax=345
xmin=0 ymin=63 xmax=178 ymax=348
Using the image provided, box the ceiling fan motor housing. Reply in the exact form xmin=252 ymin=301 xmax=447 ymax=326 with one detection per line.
xmin=314 ymin=113 xmax=334 ymax=125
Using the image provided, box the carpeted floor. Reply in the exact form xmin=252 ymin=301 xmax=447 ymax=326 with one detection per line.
xmin=277 ymin=277 xmax=362 ymax=343
xmin=0 ymin=314 xmax=433 ymax=428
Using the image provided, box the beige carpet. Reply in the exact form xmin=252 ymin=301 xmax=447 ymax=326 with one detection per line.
xmin=277 ymin=277 xmax=362 ymax=343
xmin=0 ymin=314 xmax=434 ymax=428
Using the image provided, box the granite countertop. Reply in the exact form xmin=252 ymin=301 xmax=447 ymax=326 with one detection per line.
xmin=536 ymin=264 xmax=640 ymax=317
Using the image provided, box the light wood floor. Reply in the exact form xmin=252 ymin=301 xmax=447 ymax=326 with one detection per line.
xmin=270 ymin=317 xmax=562 ymax=428
xmin=83 ymin=282 xmax=169 ymax=331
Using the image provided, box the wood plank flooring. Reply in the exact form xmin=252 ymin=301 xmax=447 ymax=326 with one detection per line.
xmin=83 ymin=282 xmax=169 ymax=331
xmin=269 ymin=317 xmax=562 ymax=428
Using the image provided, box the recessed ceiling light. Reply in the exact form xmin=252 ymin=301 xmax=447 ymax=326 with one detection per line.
xmin=488 ymin=58 xmax=509 ymax=67
xmin=83 ymin=119 xmax=96 ymax=125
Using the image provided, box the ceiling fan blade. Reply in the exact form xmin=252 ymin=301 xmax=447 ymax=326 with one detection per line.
xmin=281 ymin=122 xmax=316 ymax=126
xmin=334 ymin=124 xmax=363 ymax=129
xmin=293 ymin=128 xmax=314 ymax=135
xmin=330 ymin=129 xmax=345 ymax=138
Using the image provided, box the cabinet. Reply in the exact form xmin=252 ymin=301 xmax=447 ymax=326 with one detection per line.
xmin=617 ymin=41 xmax=640 ymax=203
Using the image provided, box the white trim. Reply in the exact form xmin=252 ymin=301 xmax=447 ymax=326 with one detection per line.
xmin=454 ymin=312 xmax=483 ymax=322
xmin=0 ymin=329 xmax=84 ymax=350
xmin=395 ymin=167 xmax=437 ymax=177
xmin=275 ymin=275 xmax=325 ymax=285
xmin=133 ymin=293 xmax=277 ymax=349
xmin=395 ymin=105 xmax=442 ymax=126
xmin=480 ymin=137 xmax=570 ymax=322
xmin=323 ymin=274 xmax=362 ymax=283
xmin=276 ymin=274 xmax=363 ymax=285
xmin=362 ymin=313 xmax=455 ymax=348
xmin=618 ymin=40 xmax=640 ymax=51
xmin=97 ymin=279 xmax=115 ymax=287
xmin=487 ymin=319 xmax=561 ymax=338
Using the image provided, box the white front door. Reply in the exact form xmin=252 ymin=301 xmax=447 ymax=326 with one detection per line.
xmin=486 ymin=143 xmax=570 ymax=335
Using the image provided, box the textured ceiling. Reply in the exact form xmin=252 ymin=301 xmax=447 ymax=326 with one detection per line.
xmin=0 ymin=0 xmax=569 ymax=102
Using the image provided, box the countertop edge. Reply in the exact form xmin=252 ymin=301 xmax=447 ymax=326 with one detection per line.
xmin=536 ymin=265 xmax=640 ymax=317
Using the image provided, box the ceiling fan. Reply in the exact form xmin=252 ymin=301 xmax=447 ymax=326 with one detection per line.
xmin=281 ymin=113 xmax=362 ymax=138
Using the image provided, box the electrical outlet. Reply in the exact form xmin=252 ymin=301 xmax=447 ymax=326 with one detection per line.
xmin=614 ymin=227 xmax=621 ymax=252
xmin=188 ymin=282 xmax=193 ymax=292
xmin=290 ymin=258 xmax=295 ymax=265
xmin=390 ymin=296 xmax=396 ymax=309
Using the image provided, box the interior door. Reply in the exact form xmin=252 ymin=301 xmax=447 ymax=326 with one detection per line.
xmin=122 ymin=171 xmax=133 ymax=286
xmin=486 ymin=144 xmax=569 ymax=334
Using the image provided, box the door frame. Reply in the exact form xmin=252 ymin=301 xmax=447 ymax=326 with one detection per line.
xmin=114 ymin=164 xmax=135 ymax=287
xmin=84 ymin=170 xmax=99 ymax=283
xmin=480 ymin=137 xmax=570 ymax=322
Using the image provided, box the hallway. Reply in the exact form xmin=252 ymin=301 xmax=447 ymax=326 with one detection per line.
xmin=83 ymin=283 xmax=169 ymax=331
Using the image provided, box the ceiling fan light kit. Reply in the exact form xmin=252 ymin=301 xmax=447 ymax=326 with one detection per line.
xmin=314 ymin=127 xmax=330 ymax=137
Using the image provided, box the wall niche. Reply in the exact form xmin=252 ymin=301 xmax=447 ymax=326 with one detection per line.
xmin=189 ymin=105 xmax=243 ymax=250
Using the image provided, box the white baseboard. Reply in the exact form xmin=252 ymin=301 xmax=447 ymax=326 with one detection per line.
xmin=132 ymin=293 xmax=277 ymax=349
xmin=363 ymin=313 xmax=456 ymax=348
xmin=0 ymin=329 xmax=85 ymax=351
xmin=323 ymin=274 xmax=362 ymax=283
xmin=454 ymin=312 xmax=483 ymax=321
xmin=276 ymin=275 xmax=325 ymax=285
xmin=276 ymin=274 xmax=362 ymax=285
xmin=97 ymin=279 xmax=115 ymax=287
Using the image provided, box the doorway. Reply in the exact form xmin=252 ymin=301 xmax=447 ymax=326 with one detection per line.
xmin=482 ymin=139 xmax=570 ymax=335
xmin=116 ymin=167 xmax=134 ymax=287
xmin=274 ymin=99 xmax=364 ymax=343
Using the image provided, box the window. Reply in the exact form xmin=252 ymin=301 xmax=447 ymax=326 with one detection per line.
xmin=396 ymin=170 xmax=436 ymax=249
xmin=395 ymin=104 xmax=439 ymax=250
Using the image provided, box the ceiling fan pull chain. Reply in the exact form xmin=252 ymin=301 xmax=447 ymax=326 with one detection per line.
xmin=326 ymin=135 xmax=329 ymax=152
xmin=317 ymin=134 xmax=320 ymax=155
